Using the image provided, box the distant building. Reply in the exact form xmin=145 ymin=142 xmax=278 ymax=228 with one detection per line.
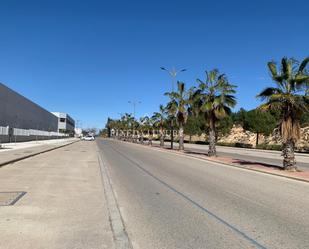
xmin=52 ymin=112 xmax=75 ymax=134
xmin=74 ymin=127 xmax=82 ymax=137
xmin=0 ymin=83 xmax=58 ymax=131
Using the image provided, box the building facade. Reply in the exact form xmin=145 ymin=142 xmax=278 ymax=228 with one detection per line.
xmin=52 ymin=112 xmax=75 ymax=134
xmin=0 ymin=83 xmax=58 ymax=131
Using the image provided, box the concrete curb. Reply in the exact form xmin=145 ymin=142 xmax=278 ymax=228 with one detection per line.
xmin=98 ymin=149 xmax=133 ymax=249
xmin=0 ymin=140 xmax=79 ymax=168
xmin=110 ymin=139 xmax=309 ymax=184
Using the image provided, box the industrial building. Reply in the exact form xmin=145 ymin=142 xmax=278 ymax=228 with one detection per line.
xmin=0 ymin=83 xmax=70 ymax=142
xmin=52 ymin=112 xmax=75 ymax=134
xmin=0 ymin=83 xmax=58 ymax=131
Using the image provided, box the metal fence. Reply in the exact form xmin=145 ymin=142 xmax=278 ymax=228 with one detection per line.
xmin=0 ymin=126 xmax=9 ymax=135
xmin=0 ymin=126 xmax=68 ymax=137
xmin=15 ymin=128 xmax=69 ymax=137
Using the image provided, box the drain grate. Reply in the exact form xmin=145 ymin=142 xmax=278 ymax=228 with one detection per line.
xmin=0 ymin=192 xmax=26 ymax=206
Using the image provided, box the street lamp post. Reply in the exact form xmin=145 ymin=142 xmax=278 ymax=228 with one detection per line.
xmin=160 ymin=66 xmax=187 ymax=149
xmin=128 ymin=100 xmax=141 ymax=142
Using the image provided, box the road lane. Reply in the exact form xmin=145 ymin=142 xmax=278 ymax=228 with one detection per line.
xmin=152 ymin=141 xmax=309 ymax=170
xmin=97 ymin=139 xmax=309 ymax=249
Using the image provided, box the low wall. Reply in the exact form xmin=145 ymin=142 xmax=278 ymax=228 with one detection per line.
xmin=0 ymin=135 xmax=68 ymax=143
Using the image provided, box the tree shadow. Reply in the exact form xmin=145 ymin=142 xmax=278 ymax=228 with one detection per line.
xmin=231 ymin=159 xmax=284 ymax=170
xmin=183 ymin=150 xmax=208 ymax=156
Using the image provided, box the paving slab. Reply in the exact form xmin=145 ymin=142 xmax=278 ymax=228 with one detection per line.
xmin=0 ymin=141 xmax=114 ymax=249
xmin=0 ymin=138 xmax=78 ymax=167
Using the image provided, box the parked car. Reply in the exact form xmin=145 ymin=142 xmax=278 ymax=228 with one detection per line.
xmin=82 ymin=135 xmax=95 ymax=141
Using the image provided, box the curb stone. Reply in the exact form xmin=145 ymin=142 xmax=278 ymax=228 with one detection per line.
xmin=0 ymin=140 xmax=79 ymax=168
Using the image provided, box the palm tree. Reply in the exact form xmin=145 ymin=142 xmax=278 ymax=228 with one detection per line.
xmin=148 ymin=116 xmax=156 ymax=146
xmin=165 ymin=81 xmax=189 ymax=150
xmin=257 ymin=57 xmax=309 ymax=171
xmin=152 ymin=105 xmax=167 ymax=147
xmin=121 ymin=113 xmax=134 ymax=141
xmin=139 ymin=116 xmax=150 ymax=144
xmin=192 ymin=69 xmax=237 ymax=156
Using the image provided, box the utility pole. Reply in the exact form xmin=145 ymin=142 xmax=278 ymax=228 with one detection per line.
xmin=160 ymin=66 xmax=187 ymax=149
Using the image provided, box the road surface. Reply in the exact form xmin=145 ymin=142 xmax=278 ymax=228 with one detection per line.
xmin=98 ymin=139 xmax=309 ymax=249
xmin=152 ymin=140 xmax=309 ymax=170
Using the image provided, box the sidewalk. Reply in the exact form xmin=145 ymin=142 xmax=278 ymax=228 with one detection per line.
xmin=0 ymin=138 xmax=78 ymax=167
xmin=0 ymin=141 xmax=114 ymax=249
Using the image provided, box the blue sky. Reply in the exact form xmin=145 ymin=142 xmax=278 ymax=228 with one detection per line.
xmin=0 ymin=0 xmax=308 ymax=129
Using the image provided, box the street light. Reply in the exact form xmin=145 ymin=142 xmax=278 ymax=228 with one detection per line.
xmin=160 ymin=67 xmax=187 ymax=92
xmin=128 ymin=100 xmax=141 ymax=142
xmin=161 ymin=66 xmax=187 ymax=149
xmin=128 ymin=101 xmax=141 ymax=119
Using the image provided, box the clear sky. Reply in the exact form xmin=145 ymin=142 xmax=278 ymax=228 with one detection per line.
xmin=0 ymin=0 xmax=308 ymax=129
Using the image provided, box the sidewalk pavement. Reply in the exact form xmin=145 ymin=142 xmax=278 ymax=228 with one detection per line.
xmin=0 ymin=141 xmax=114 ymax=249
xmin=0 ymin=138 xmax=78 ymax=167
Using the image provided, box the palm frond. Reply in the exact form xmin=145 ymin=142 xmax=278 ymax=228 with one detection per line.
xmin=298 ymin=57 xmax=309 ymax=72
xmin=281 ymin=57 xmax=290 ymax=80
xmin=268 ymin=62 xmax=278 ymax=78
xmin=257 ymin=87 xmax=282 ymax=99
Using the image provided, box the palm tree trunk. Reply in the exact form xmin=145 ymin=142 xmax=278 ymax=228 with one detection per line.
xmin=256 ymin=132 xmax=259 ymax=147
xmin=282 ymin=139 xmax=297 ymax=171
xmin=160 ymin=127 xmax=164 ymax=147
xmin=179 ymin=124 xmax=184 ymax=150
xmin=208 ymin=117 xmax=216 ymax=157
xmin=149 ymin=130 xmax=153 ymax=146
xmin=141 ymin=131 xmax=144 ymax=144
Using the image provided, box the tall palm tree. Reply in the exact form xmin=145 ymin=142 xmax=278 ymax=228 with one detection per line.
xmin=257 ymin=57 xmax=309 ymax=171
xmin=121 ymin=113 xmax=134 ymax=141
xmin=152 ymin=105 xmax=167 ymax=147
xmin=148 ymin=116 xmax=156 ymax=146
xmin=192 ymin=69 xmax=237 ymax=156
xmin=165 ymin=81 xmax=189 ymax=150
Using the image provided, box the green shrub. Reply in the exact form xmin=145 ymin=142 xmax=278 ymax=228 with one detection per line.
xmin=235 ymin=142 xmax=253 ymax=148
xmin=256 ymin=143 xmax=282 ymax=151
xmin=194 ymin=141 xmax=209 ymax=145
xmin=216 ymin=142 xmax=236 ymax=147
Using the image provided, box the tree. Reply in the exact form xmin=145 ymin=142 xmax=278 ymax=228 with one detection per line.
xmin=257 ymin=56 xmax=309 ymax=171
xmin=120 ymin=113 xmax=135 ymax=140
xmin=165 ymin=82 xmax=189 ymax=150
xmin=232 ymin=108 xmax=247 ymax=126
xmin=244 ymin=110 xmax=277 ymax=146
xmin=152 ymin=105 xmax=167 ymax=147
xmin=192 ymin=69 xmax=237 ymax=156
xmin=216 ymin=115 xmax=233 ymax=138
xmin=139 ymin=116 xmax=151 ymax=144
xmin=105 ymin=118 xmax=113 ymax=137
xmin=184 ymin=115 xmax=203 ymax=143
xmin=300 ymin=112 xmax=309 ymax=127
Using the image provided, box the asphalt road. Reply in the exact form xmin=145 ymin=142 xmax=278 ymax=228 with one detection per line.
xmin=98 ymin=139 xmax=309 ymax=249
xmin=152 ymin=141 xmax=309 ymax=170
